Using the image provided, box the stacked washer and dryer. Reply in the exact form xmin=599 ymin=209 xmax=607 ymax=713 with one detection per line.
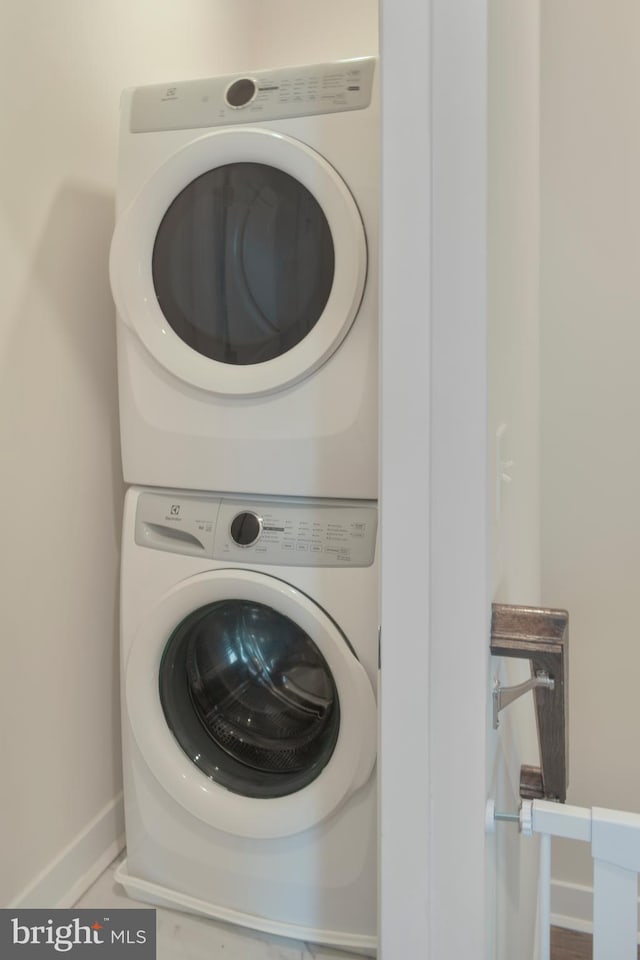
xmin=109 ymin=57 xmax=379 ymax=953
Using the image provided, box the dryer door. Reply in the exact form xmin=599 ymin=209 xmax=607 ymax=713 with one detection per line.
xmin=125 ymin=569 xmax=376 ymax=839
xmin=110 ymin=129 xmax=367 ymax=397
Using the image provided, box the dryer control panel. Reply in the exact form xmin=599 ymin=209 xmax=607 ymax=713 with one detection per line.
xmin=129 ymin=57 xmax=376 ymax=133
xmin=135 ymin=491 xmax=377 ymax=567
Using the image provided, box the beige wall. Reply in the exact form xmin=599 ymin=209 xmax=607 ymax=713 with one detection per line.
xmin=0 ymin=0 xmax=377 ymax=906
xmin=540 ymin=0 xmax=640 ymax=899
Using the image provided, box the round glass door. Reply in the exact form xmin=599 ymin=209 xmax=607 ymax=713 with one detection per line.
xmin=159 ymin=599 xmax=340 ymax=798
xmin=110 ymin=129 xmax=367 ymax=396
xmin=125 ymin=568 xmax=376 ymax=838
xmin=152 ymin=163 xmax=335 ymax=366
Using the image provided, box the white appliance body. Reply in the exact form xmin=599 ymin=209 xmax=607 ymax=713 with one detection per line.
xmin=119 ymin=486 xmax=378 ymax=951
xmin=111 ymin=59 xmax=379 ymax=498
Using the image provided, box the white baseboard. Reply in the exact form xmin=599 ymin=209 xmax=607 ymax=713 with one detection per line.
xmin=9 ymin=793 xmax=125 ymax=908
xmin=550 ymin=878 xmax=595 ymax=934
xmin=551 ymin=877 xmax=640 ymax=939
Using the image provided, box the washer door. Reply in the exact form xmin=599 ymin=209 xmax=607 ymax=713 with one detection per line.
xmin=110 ymin=129 xmax=367 ymax=397
xmin=125 ymin=569 xmax=377 ymax=839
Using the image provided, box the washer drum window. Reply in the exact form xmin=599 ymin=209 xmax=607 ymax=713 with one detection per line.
xmin=159 ymin=599 xmax=341 ymax=799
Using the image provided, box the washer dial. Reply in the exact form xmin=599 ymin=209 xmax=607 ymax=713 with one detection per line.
xmin=230 ymin=511 xmax=262 ymax=546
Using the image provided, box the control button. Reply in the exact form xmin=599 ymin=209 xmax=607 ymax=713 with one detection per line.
xmin=225 ymin=77 xmax=257 ymax=108
xmin=230 ymin=511 xmax=262 ymax=546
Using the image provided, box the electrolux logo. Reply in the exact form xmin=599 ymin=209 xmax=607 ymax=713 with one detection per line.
xmin=1 ymin=910 xmax=156 ymax=959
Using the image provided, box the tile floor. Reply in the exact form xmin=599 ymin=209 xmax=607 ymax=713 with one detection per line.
xmin=75 ymin=854 xmax=367 ymax=960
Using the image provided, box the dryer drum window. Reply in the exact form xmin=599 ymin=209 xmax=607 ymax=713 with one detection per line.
xmin=159 ymin=599 xmax=341 ymax=799
xmin=152 ymin=163 xmax=335 ymax=366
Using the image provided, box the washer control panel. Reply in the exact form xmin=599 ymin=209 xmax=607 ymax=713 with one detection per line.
xmin=135 ymin=491 xmax=377 ymax=567
xmin=129 ymin=57 xmax=375 ymax=133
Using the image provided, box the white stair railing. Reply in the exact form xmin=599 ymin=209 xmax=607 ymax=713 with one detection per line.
xmin=525 ymin=799 xmax=640 ymax=960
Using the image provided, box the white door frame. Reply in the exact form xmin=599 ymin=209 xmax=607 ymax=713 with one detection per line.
xmin=379 ymin=1 xmax=488 ymax=956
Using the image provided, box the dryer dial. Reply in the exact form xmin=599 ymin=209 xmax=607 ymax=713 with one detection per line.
xmin=225 ymin=78 xmax=257 ymax=108
xmin=230 ymin=511 xmax=262 ymax=546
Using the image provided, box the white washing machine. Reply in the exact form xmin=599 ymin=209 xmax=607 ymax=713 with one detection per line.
xmin=117 ymin=485 xmax=378 ymax=952
xmin=110 ymin=58 xmax=379 ymax=499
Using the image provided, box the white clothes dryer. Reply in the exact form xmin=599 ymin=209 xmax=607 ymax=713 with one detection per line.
xmin=110 ymin=58 xmax=378 ymax=499
xmin=118 ymin=485 xmax=378 ymax=952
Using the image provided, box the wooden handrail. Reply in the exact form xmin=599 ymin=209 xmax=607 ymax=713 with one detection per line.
xmin=491 ymin=603 xmax=569 ymax=802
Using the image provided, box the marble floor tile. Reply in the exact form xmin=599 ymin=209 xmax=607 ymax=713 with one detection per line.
xmin=75 ymin=855 xmax=368 ymax=960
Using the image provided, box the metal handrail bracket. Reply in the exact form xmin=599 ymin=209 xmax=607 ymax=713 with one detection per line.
xmin=491 ymin=603 xmax=569 ymax=802
xmin=493 ymin=671 xmax=555 ymax=730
